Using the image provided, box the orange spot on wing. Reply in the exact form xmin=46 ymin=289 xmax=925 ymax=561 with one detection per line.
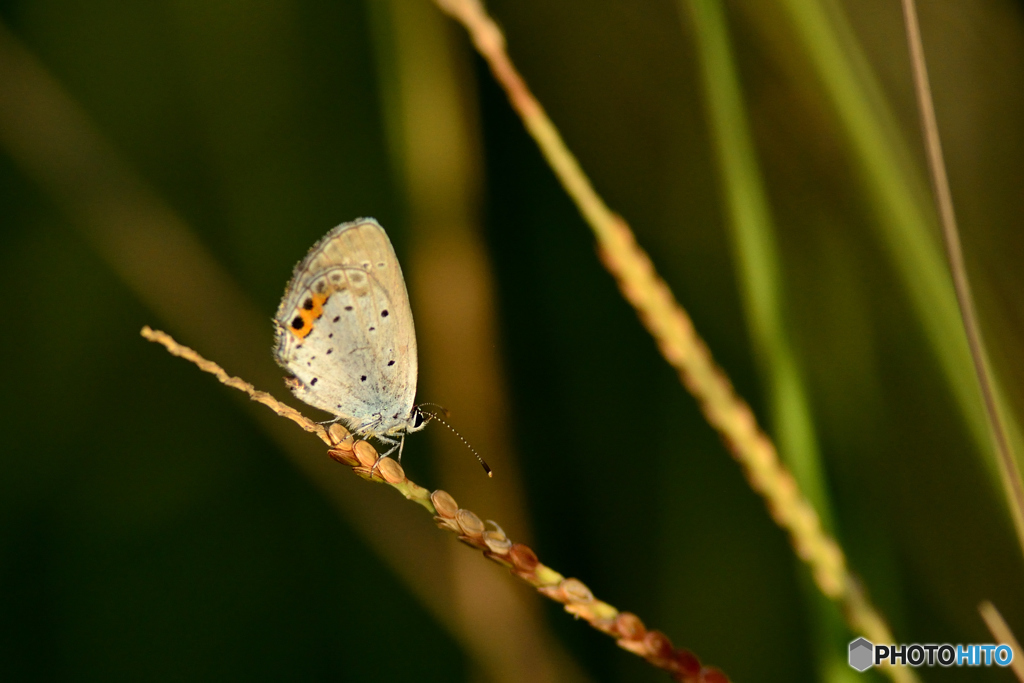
xmin=289 ymin=291 xmax=330 ymax=340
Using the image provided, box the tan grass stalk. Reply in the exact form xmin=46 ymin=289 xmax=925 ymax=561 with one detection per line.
xmin=774 ymin=0 xmax=1024 ymax=509
xmin=142 ymin=326 xmax=729 ymax=682
xmin=979 ymin=601 xmax=1024 ymax=682
xmin=141 ymin=328 xmax=331 ymax=441
xmin=900 ymin=0 xmax=1024 ymax=559
xmin=431 ymin=0 xmax=909 ymax=674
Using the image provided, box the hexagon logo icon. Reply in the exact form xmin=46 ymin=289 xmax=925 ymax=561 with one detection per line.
xmin=849 ymin=637 xmax=874 ymax=672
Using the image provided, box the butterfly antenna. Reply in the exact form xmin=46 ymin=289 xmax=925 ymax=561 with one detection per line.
xmin=418 ymin=408 xmax=492 ymax=477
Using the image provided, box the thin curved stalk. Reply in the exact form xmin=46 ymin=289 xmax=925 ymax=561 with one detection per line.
xmin=775 ymin=0 xmax=1024 ymax=517
xmin=979 ymin=601 xmax=1024 ymax=682
xmin=899 ymin=0 xmax=1024 ymax=560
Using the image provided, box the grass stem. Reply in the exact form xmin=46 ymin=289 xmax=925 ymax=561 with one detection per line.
xmin=900 ymin=0 xmax=1024 ymax=561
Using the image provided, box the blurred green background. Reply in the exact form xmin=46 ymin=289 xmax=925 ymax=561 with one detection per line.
xmin=2 ymin=1 xmax=1023 ymax=681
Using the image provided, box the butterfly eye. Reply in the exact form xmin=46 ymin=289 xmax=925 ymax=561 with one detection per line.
xmin=413 ymin=409 xmax=426 ymax=428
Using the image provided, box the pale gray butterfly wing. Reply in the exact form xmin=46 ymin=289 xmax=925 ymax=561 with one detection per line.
xmin=273 ymin=218 xmax=418 ymax=437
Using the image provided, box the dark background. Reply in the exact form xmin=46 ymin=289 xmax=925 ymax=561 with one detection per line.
xmin=2 ymin=1 xmax=1023 ymax=681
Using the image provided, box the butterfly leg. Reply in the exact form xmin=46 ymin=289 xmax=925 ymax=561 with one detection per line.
xmin=351 ymin=415 xmax=384 ymax=439
xmin=370 ymin=435 xmax=399 ymax=479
